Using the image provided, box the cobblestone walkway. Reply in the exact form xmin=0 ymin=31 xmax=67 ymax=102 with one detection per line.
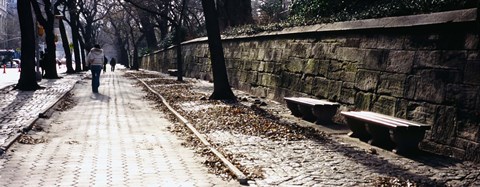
xmin=140 ymin=70 xmax=480 ymax=187
xmin=208 ymin=131 xmax=480 ymax=186
xmin=0 ymin=71 xmax=238 ymax=186
xmin=0 ymin=74 xmax=81 ymax=147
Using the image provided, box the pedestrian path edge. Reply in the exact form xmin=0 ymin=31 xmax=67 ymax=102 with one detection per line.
xmin=0 ymin=80 xmax=80 ymax=155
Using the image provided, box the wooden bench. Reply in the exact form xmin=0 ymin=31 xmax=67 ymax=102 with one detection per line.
xmin=284 ymin=97 xmax=340 ymax=125
xmin=341 ymin=111 xmax=431 ymax=154
xmin=167 ymin=69 xmax=178 ymax=76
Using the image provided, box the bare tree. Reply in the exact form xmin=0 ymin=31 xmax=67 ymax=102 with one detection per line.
xmin=77 ymin=0 xmax=111 ymax=51
xmin=15 ymin=0 xmax=42 ymax=90
xmin=31 ymin=0 xmax=64 ymax=79
xmin=57 ymin=7 xmax=75 ymax=73
xmin=105 ymin=5 xmax=131 ymax=67
xmin=65 ymin=0 xmax=84 ymax=72
xmin=122 ymin=0 xmax=188 ymax=75
xmin=120 ymin=0 xmax=235 ymax=99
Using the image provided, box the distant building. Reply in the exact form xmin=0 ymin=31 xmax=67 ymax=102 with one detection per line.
xmin=0 ymin=0 xmax=8 ymax=48
xmin=3 ymin=0 xmax=19 ymax=49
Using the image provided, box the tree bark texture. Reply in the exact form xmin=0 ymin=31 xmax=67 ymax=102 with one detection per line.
xmin=58 ymin=14 xmax=75 ymax=74
xmin=79 ymin=36 xmax=87 ymax=71
xmin=68 ymin=0 xmax=82 ymax=72
xmin=31 ymin=0 xmax=60 ymax=79
xmin=139 ymin=11 xmax=158 ymax=50
xmin=201 ymin=0 xmax=236 ymax=100
xmin=16 ymin=0 xmax=42 ymax=90
xmin=176 ymin=0 xmax=188 ymax=82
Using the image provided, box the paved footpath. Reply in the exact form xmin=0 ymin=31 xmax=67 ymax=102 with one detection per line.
xmin=0 ymin=72 xmax=79 ymax=147
xmin=0 ymin=70 xmax=238 ymax=186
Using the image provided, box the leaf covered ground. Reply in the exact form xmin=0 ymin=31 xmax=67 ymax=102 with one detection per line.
xmin=127 ymin=71 xmax=425 ymax=186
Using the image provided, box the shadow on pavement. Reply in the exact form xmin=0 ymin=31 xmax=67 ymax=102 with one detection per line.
xmin=2 ymin=90 xmax=34 ymax=119
xmin=250 ymin=102 xmax=458 ymax=186
xmin=90 ymin=93 xmax=111 ymax=102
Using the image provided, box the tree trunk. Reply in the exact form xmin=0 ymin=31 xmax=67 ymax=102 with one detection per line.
xmin=58 ymin=14 xmax=74 ymax=74
xmin=131 ymin=37 xmax=142 ymax=71
xmin=110 ymin=20 xmax=129 ymax=67
xmin=120 ymin=41 xmax=130 ymax=68
xmin=128 ymin=24 xmax=142 ymax=70
xmin=139 ymin=11 xmax=158 ymax=50
xmin=159 ymin=18 xmax=168 ymax=41
xmin=42 ymin=21 xmax=60 ymax=79
xmin=201 ymin=0 xmax=236 ymax=100
xmin=68 ymin=0 xmax=82 ymax=72
xmin=124 ymin=35 xmax=131 ymax=68
xmin=79 ymin=37 xmax=87 ymax=71
xmin=83 ymin=20 xmax=93 ymax=52
xmin=31 ymin=0 xmax=59 ymax=79
xmin=176 ymin=0 xmax=187 ymax=82
xmin=131 ymin=46 xmax=139 ymax=70
xmin=175 ymin=27 xmax=183 ymax=82
xmin=15 ymin=0 xmax=42 ymax=90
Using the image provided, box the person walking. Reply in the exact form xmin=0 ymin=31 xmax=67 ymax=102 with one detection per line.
xmin=110 ymin=58 xmax=117 ymax=72
xmin=39 ymin=51 xmax=46 ymax=77
xmin=103 ymin=56 xmax=108 ymax=73
xmin=86 ymin=44 xmax=105 ymax=93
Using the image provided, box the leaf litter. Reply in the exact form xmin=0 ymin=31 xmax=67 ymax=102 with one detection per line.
xmin=127 ymin=71 xmax=421 ymax=186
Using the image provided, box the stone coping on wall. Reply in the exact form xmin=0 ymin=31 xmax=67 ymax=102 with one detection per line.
xmin=175 ymin=8 xmax=477 ymax=46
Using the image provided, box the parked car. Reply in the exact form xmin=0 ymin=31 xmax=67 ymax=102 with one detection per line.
xmin=11 ymin=59 xmax=20 ymax=68
xmin=0 ymin=50 xmax=20 ymax=68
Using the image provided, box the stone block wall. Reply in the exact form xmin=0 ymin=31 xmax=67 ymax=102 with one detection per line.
xmin=141 ymin=9 xmax=480 ymax=162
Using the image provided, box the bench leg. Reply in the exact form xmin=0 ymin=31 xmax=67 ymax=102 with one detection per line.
xmin=298 ymin=105 xmax=316 ymax=122
xmin=345 ymin=118 xmax=370 ymax=142
xmin=390 ymin=128 xmax=427 ymax=154
xmin=286 ymin=102 xmax=302 ymax=117
xmin=365 ymin=124 xmax=395 ymax=150
xmin=312 ymin=105 xmax=339 ymax=125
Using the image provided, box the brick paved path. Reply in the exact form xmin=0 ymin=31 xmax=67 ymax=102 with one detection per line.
xmin=0 ymin=74 xmax=80 ymax=147
xmin=0 ymin=70 xmax=238 ymax=186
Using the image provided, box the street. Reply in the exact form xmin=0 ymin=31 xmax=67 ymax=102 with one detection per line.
xmin=0 ymin=65 xmax=69 ymax=89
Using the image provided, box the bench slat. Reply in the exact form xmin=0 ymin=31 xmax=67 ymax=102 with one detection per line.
xmin=351 ymin=112 xmax=410 ymax=128
xmin=297 ymin=98 xmax=338 ymax=105
xmin=285 ymin=97 xmax=339 ymax=106
xmin=341 ymin=111 xmax=404 ymax=129
xmin=341 ymin=110 xmax=430 ymax=154
xmin=359 ymin=111 xmax=429 ymax=128
xmin=341 ymin=111 xmax=430 ymax=129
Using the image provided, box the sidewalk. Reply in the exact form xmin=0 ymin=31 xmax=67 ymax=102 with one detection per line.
xmin=0 ymin=69 xmax=238 ymax=186
xmin=0 ymin=71 xmax=79 ymax=149
xmin=0 ymin=67 xmax=478 ymax=186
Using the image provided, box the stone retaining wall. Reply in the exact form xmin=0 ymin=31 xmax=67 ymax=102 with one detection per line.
xmin=141 ymin=8 xmax=480 ymax=162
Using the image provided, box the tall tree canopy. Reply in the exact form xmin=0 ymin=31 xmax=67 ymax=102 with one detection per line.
xmin=216 ymin=0 xmax=253 ymax=31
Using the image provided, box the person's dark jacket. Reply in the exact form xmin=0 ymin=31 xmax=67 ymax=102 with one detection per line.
xmin=110 ymin=58 xmax=116 ymax=66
